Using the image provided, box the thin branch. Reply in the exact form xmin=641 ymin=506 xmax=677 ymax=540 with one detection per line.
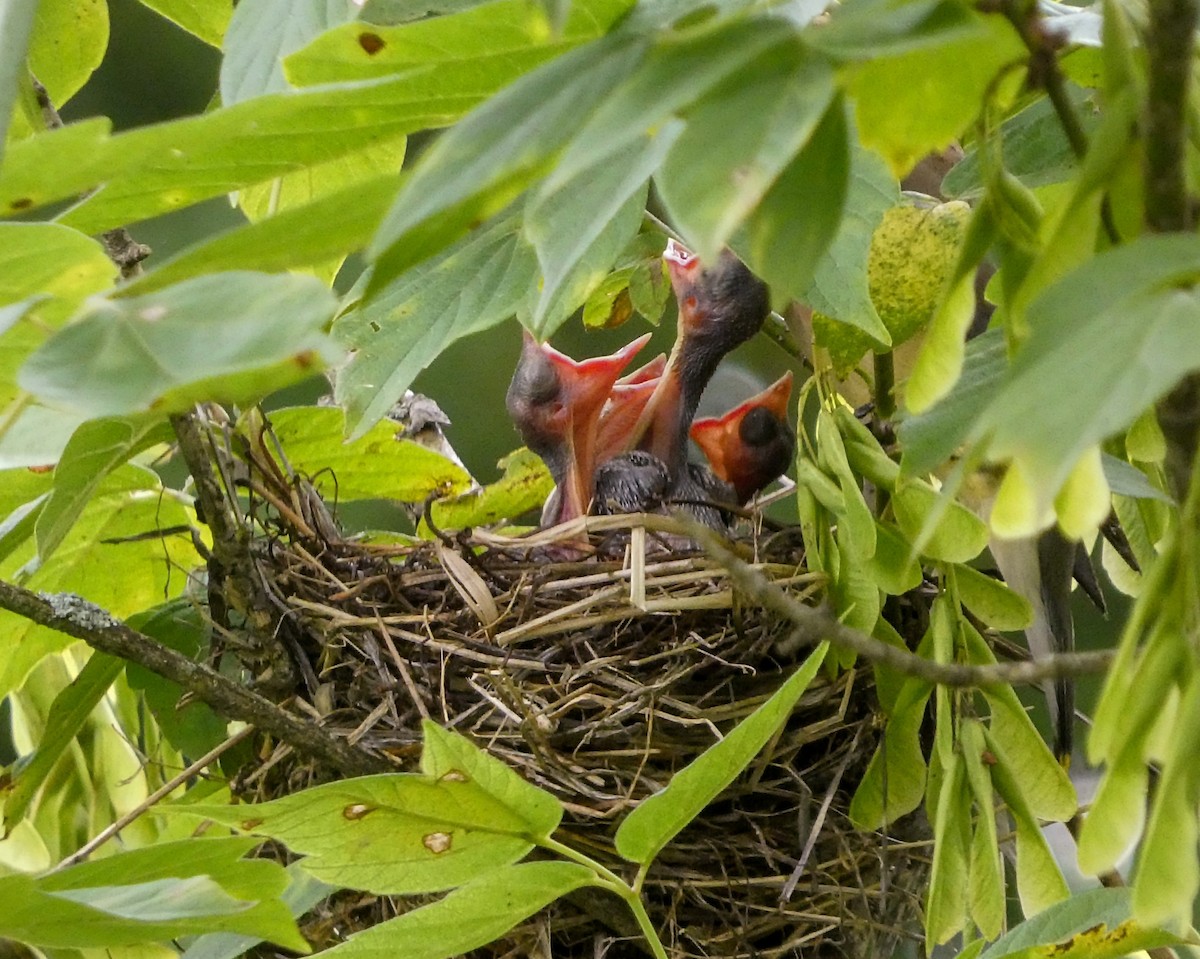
xmin=53 ymin=725 xmax=257 ymax=870
xmin=694 ymin=528 xmax=1114 ymax=688
xmin=0 ymin=578 xmax=391 ymax=778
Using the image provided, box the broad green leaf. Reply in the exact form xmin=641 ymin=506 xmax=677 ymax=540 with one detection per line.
xmin=221 ymin=0 xmax=353 ymax=104
xmin=900 ymin=328 xmax=1005 ymax=477
xmin=334 ymin=217 xmax=537 ymax=439
xmin=848 ymin=672 xmax=931 ymax=828
xmin=1 ymin=72 xmax=479 ymax=231
xmin=429 ymin=448 xmax=553 ymax=529
xmin=925 ymin=749 xmax=970 ymax=945
xmin=805 ymin=0 xmax=985 ymax=59
xmin=20 ymin=272 xmax=340 ymax=418
xmin=833 ymin=403 xmax=900 ymax=489
xmin=319 ymin=861 xmax=597 ymax=959
xmin=0 ymin=838 xmax=305 ymax=951
xmin=35 ymin=417 xmax=173 ymax=564
xmin=237 ymin=138 xmax=407 ymax=284
xmin=122 ymin=173 xmax=404 ymax=296
xmin=943 ymin=90 xmax=1104 ymax=200
xmin=0 ymin=465 xmax=200 ymax=699
xmin=984 ymin=726 xmax=1070 ymax=915
xmin=420 ymin=721 xmax=562 ymax=840
xmin=978 ymin=887 xmax=1190 ymax=959
xmin=844 ymin=18 xmax=1023 ymax=177
xmin=0 ymin=223 xmax=117 ymax=333
xmin=267 ymin=406 xmax=472 ymax=502
xmin=0 ymin=490 xmax=46 ymax=565
xmin=656 ymin=44 xmax=836 ymax=265
xmin=181 ymin=865 xmax=333 ymax=959
xmin=0 ymin=468 xmax=53 ymax=530
xmin=961 ymin=721 xmax=1003 ymax=939
xmin=1 ymin=652 xmax=123 ymax=835
xmin=954 ymin=563 xmax=1032 ymax=631
xmin=552 ymin=17 xmax=796 ymax=190
xmin=524 ymin=125 xmax=671 ymax=335
xmin=0 ymin=0 xmax=38 ymax=154
xmin=817 ymin=409 xmax=875 ymax=558
xmin=1100 ymin=452 xmax=1171 ymax=503
xmin=892 ymin=478 xmax=989 ymax=564
xmin=801 ymin=140 xmax=898 ymax=341
xmin=830 ymin=521 xmax=881 ymax=635
xmin=28 ymin=0 xmax=107 ymax=108
xmin=181 ymin=773 xmax=542 ymax=894
xmin=286 ymin=0 xmax=630 ymax=85
xmin=739 ymin=96 xmax=850 ymax=307
xmin=369 ymin=36 xmax=648 ymax=281
xmin=125 ymin=602 xmax=229 ymax=760
xmin=0 ymin=406 xmax=88 ymax=471
xmin=976 ymin=236 xmax=1200 ymax=519
xmin=615 ymin=642 xmax=829 ymax=865
xmin=1133 ymin=675 xmax=1200 ymax=924
xmin=138 ymin=0 xmax=233 ymax=46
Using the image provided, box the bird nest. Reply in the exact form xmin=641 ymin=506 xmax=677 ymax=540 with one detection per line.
xmin=214 ymin=430 xmax=930 ymax=958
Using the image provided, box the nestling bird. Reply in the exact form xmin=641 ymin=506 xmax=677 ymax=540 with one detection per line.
xmin=506 ymin=331 xmax=649 ymax=526
xmin=690 ymin=371 xmax=795 ymax=504
xmin=629 ymin=239 xmax=771 ymax=478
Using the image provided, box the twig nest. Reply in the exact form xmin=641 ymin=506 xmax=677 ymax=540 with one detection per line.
xmin=243 ymin=511 xmax=928 ymax=956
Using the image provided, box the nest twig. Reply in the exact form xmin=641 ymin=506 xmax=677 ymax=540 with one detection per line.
xmin=194 ymin=413 xmax=930 ymax=958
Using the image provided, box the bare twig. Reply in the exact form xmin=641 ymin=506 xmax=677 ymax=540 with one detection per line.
xmin=695 ymin=527 xmax=1114 ymax=688
xmin=0 ymin=579 xmax=390 ymax=778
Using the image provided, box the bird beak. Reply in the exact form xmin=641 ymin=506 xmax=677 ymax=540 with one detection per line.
xmin=542 ymin=332 xmax=651 ymax=518
xmin=690 ymin=370 xmax=795 ymax=496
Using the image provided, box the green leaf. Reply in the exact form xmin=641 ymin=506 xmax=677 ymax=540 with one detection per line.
xmin=656 ymin=43 xmax=836 ymax=264
xmin=0 ymin=490 xmax=46 ymax=565
xmin=806 ymin=0 xmax=986 ymax=59
xmin=0 ymin=72 xmax=472 ymax=231
xmin=738 ymin=96 xmax=850 ymax=306
xmin=35 ymin=417 xmax=173 ymax=565
xmin=126 ymin=602 xmax=230 ymax=759
xmin=925 ymin=749 xmax=970 ymax=945
xmin=221 ymin=0 xmax=353 ymax=104
xmin=420 ymin=721 xmax=563 ymax=840
xmin=892 ymin=478 xmax=989 ymax=564
xmin=978 ymin=887 xmax=1191 ymax=959
xmin=138 ymin=0 xmax=233 ymax=46
xmin=0 ymin=223 xmax=117 ymax=332
xmin=181 ymin=773 xmax=544 ymax=894
xmin=849 ymin=667 xmax=931 ymax=828
xmin=429 ymin=448 xmax=553 ymax=529
xmin=0 ymin=465 xmax=200 ymax=699
xmin=1133 ymin=674 xmax=1200 ymax=924
xmin=552 ymin=18 xmax=796 ymax=190
xmin=843 ymin=17 xmax=1023 ymax=176
xmin=976 ymin=235 xmax=1200 ymax=518
xmin=524 ymin=125 xmax=670 ymax=335
xmin=615 ymin=642 xmax=829 ymax=865
xmin=900 ymin=328 xmax=1006 ymax=477
xmin=122 ymin=173 xmax=404 ymax=296
xmin=317 ymin=861 xmax=597 ymax=959
xmin=868 ymin=520 xmax=923 ymax=595
xmin=1101 ymin=453 xmax=1171 ymax=503
xmin=20 ymin=272 xmax=340 ymax=418
xmin=943 ymin=89 xmax=1104 ymax=200
xmin=0 ymin=838 xmax=306 ymax=951
xmin=267 ymin=406 xmax=472 ymax=503
xmin=286 ymin=0 xmax=630 ymax=85
xmin=802 ymin=140 xmax=898 ymax=342
xmin=961 ymin=720 xmax=1003 ymax=940
xmin=27 ymin=0 xmax=108 ymax=108
xmin=0 ymin=0 xmax=38 ymax=155
xmin=983 ymin=725 xmax=1070 ymax=916
xmin=954 ymin=563 xmax=1032 ymax=631
xmin=369 ymin=35 xmax=647 ymax=281
xmin=334 ymin=217 xmax=537 ymax=439
xmin=1 ymin=652 xmax=124 ymax=835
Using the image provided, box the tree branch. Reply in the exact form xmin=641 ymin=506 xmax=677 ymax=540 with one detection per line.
xmin=0 ymin=578 xmax=391 ymax=778
xmin=1145 ymin=0 xmax=1200 ymax=498
xmin=695 ymin=528 xmax=1114 ymax=688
